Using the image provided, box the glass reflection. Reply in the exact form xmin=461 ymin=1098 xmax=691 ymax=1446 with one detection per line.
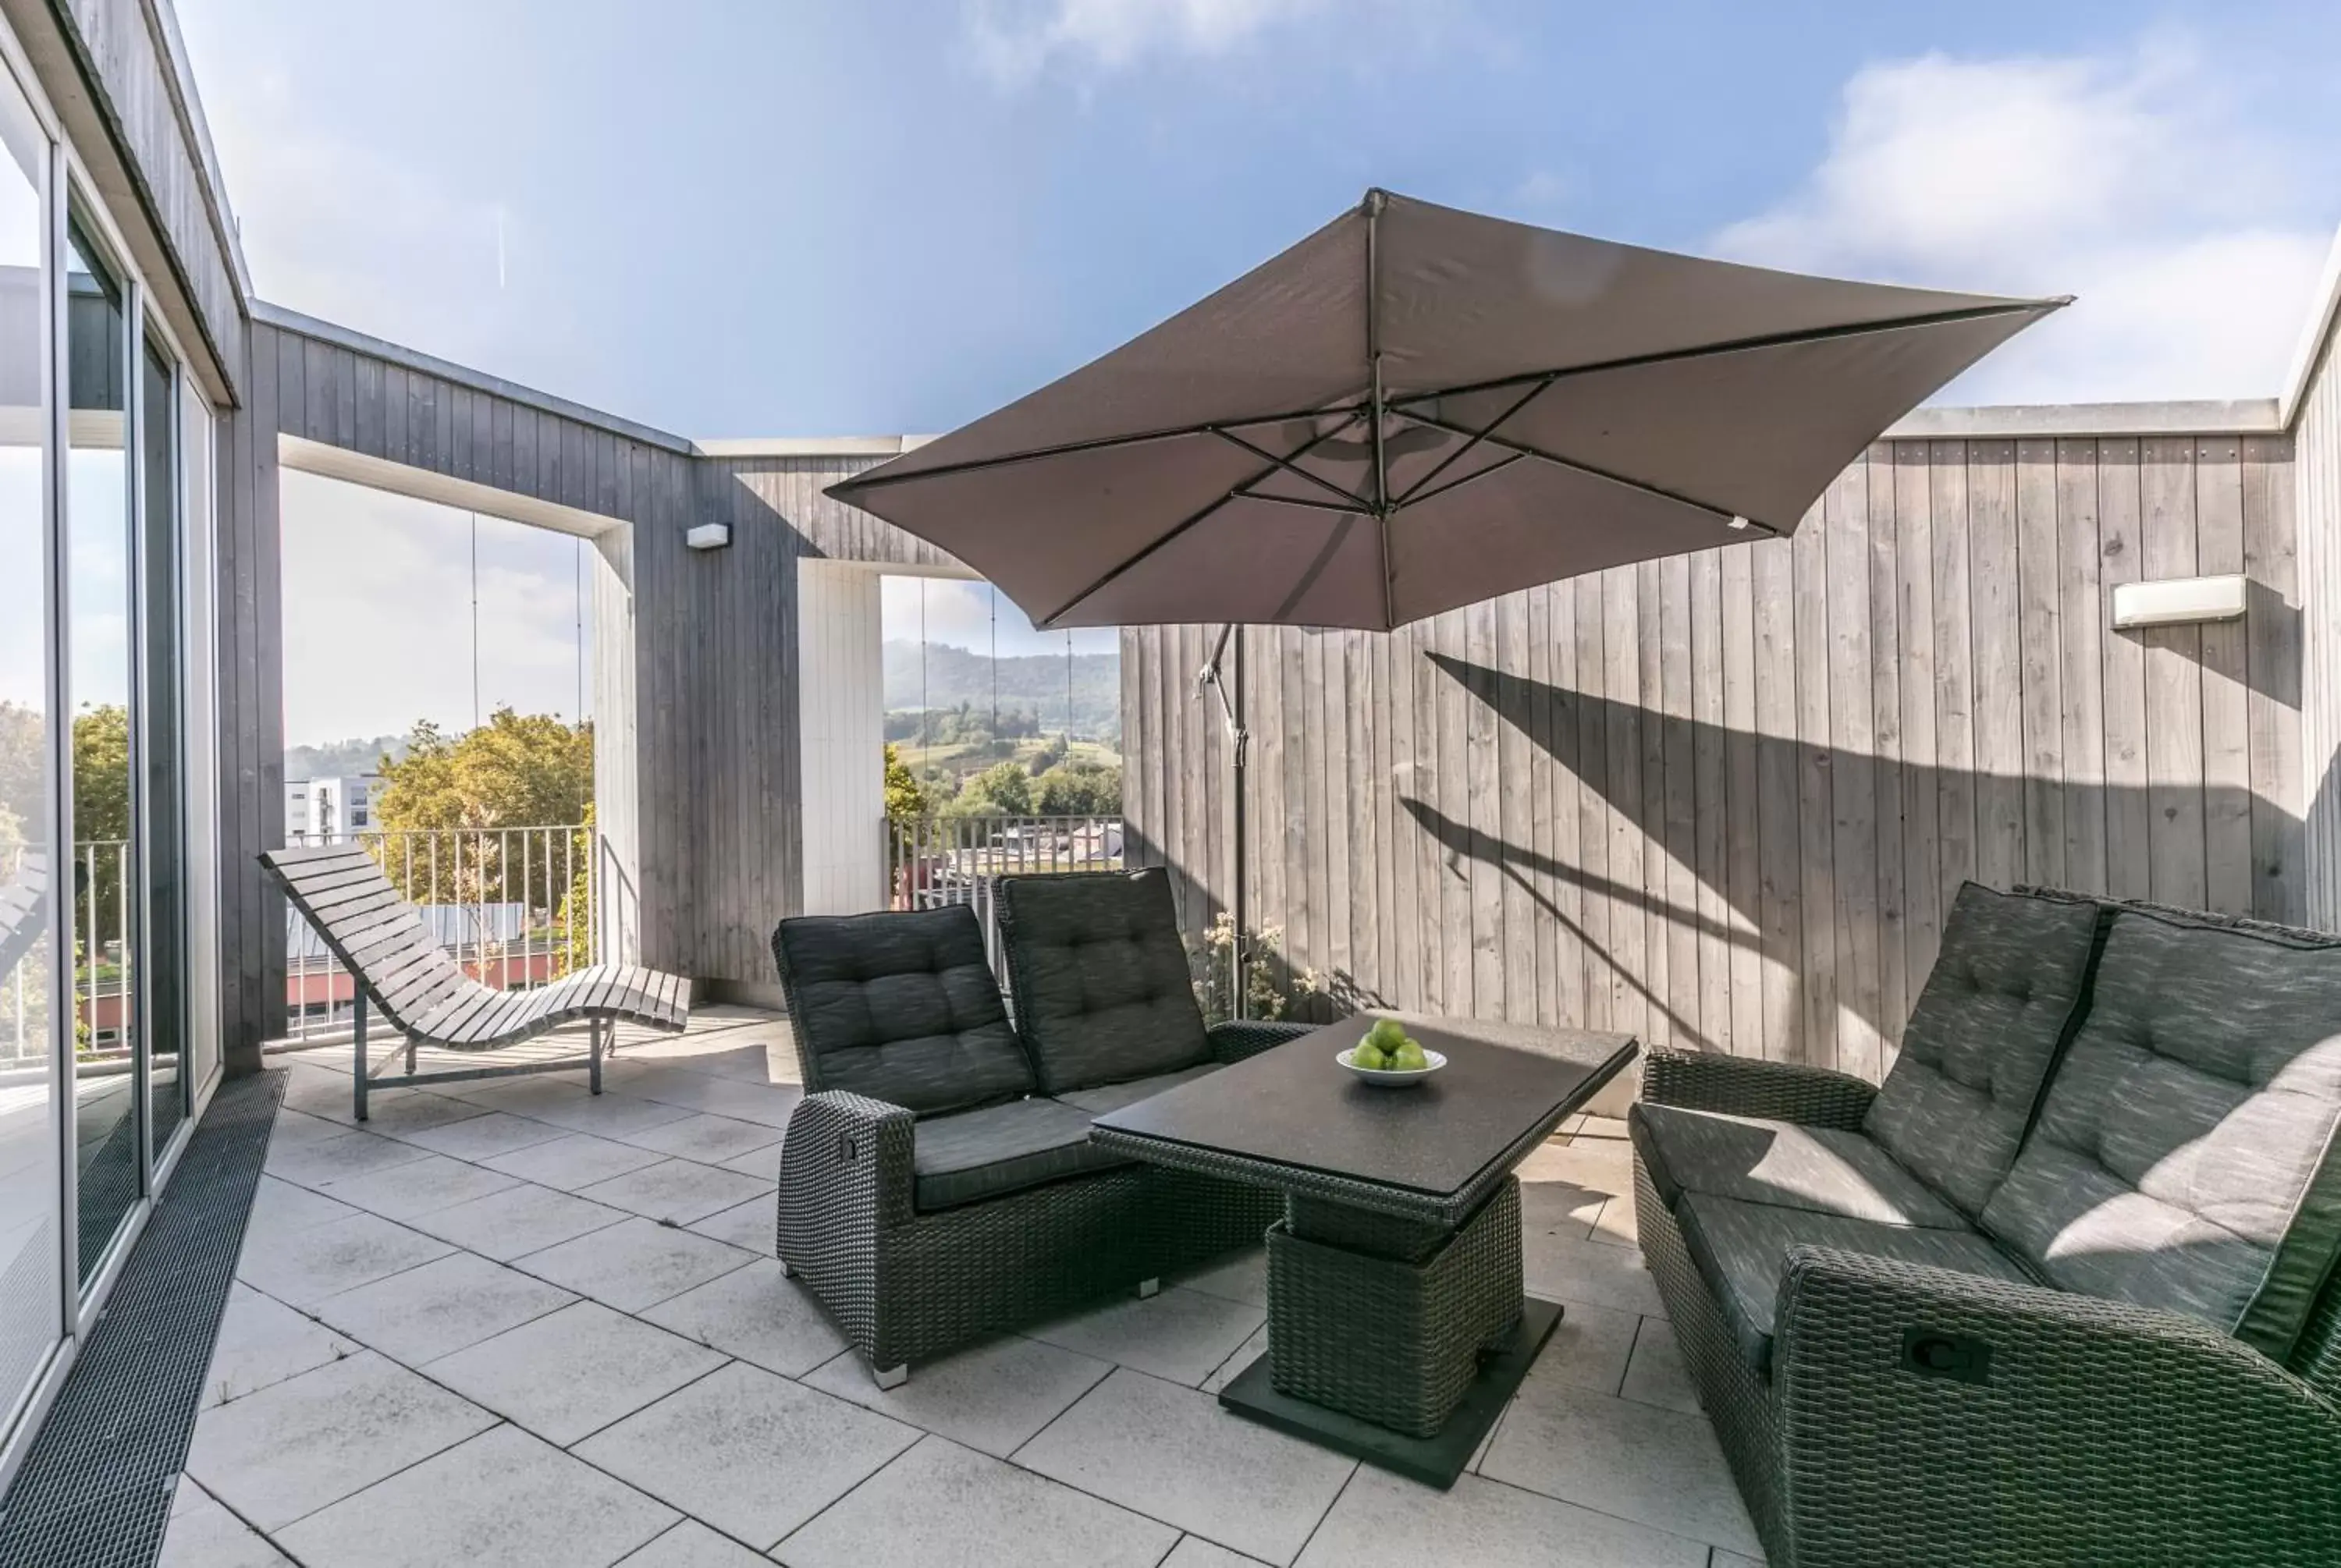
xmin=0 ymin=68 xmax=59 ymax=1414
xmin=66 ymin=220 xmax=137 ymax=1282
xmin=141 ymin=338 xmax=183 ymax=1152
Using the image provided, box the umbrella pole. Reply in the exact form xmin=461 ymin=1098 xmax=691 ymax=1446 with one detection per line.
xmin=1198 ymin=624 xmax=1249 ymax=1020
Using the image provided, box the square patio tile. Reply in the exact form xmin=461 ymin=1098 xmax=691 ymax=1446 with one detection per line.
xmin=1620 ymin=1319 xmax=1700 ymax=1414
xmin=637 ymin=1258 xmax=845 ymax=1375
xmin=310 ymin=1251 xmax=575 ymax=1364
xmin=1161 ymin=1540 xmax=1271 ymax=1567
xmin=1710 ymin=1552 xmax=1764 ymax=1567
xmin=1028 ymin=1286 xmax=1265 ymax=1386
xmin=623 ymin=1070 xmax=801 ymax=1128
xmin=1479 ymin=1378 xmax=1759 ymax=1556
xmin=1523 ymin=1299 xmax=1639 ymax=1396
xmin=444 ymin=1074 xmax=595 ymax=1113
xmin=776 ymin=1434 xmax=1177 ymax=1568
xmin=266 ymin=1130 xmax=435 ymax=1191
xmin=1521 ymin=1220 xmax=1665 ymax=1318
xmin=512 ymin=1216 xmax=757 ymax=1311
xmin=298 ymin=1150 xmax=522 ymax=1222
xmin=245 ymin=1176 xmax=360 ymax=1240
xmin=1173 ymin=1245 xmax=1268 ymax=1307
xmin=338 ymin=1092 xmax=493 ymax=1140
xmin=683 ymin=1196 xmax=773 ymax=1252
xmin=235 ymin=1212 xmax=453 ymax=1307
xmin=613 ymin=1112 xmax=783 ymax=1165
xmin=158 ymin=1477 xmax=295 ymax=1566
xmin=276 ymin=1422 xmax=676 ymax=1568
xmin=616 ymin=1521 xmax=773 ymax=1567
xmin=1199 ymin=1326 xmax=1266 ymax=1396
xmin=1294 ymin=1466 xmax=1707 ymax=1568
xmin=185 ymin=1351 xmax=495 ymax=1531
xmin=517 ymin=1090 xmax=698 ymax=1139
xmin=203 ymin=1282 xmax=358 ymax=1407
xmin=481 ymin=1132 xmax=667 ymax=1190
xmin=1015 ymin=1369 xmax=1356 ymax=1566
xmin=575 ymin=1158 xmax=773 ymax=1225
xmin=802 ymin=1334 xmax=1112 ymax=1457
xmin=396 ymin=1110 xmax=570 ymax=1161
xmin=424 ymin=1300 xmax=725 ymax=1446
xmin=403 ymin=1181 xmax=629 ymax=1261
xmin=716 ymin=1144 xmax=784 ymax=1180
xmin=575 ymin=1362 xmax=918 ymax=1549
xmin=268 ymin=1108 xmax=361 ymax=1151
xmin=1589 ymin=1193 xmax=1641 ymax=1248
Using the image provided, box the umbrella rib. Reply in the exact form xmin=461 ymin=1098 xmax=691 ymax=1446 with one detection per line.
xmin=1231 ymin=488 xmax=1373 ymax=516
xmin=1389 ymin=374 xmax=1557 ymax=507
xmin=1036 ymin=488 xmax=1246 ymax=628
xmin=825 ymin=401 xmax=1373 ymax=496
xmin=1396 ymin=407 xmax=1781 ymax=535
xmin=1212 ymin=426 xmax=1373 ymax=509
xmin=1395 ymin=450 xmax=1524 ymax=510
xmin=1384 ymin=299 xmax=2058 ymax=410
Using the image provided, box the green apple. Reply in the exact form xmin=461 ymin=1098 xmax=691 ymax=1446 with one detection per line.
xmin=1391 ymin=1041 xmax=1430 ymax=1072
xmin=1367 ymin=1018 xmax=1407 ymax=1050
xmin=1349 ymin=1044 xmax=1388 ymax=1070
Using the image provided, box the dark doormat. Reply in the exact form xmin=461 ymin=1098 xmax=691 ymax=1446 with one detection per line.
xmin=0 ymin=1069 xmax=286 ymax=1566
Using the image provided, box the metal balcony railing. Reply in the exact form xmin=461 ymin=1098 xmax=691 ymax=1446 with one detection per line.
xmin=885 ymin=814 xmax=1124 ymax=970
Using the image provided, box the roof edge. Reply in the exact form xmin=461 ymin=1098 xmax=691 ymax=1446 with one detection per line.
xmin=693 ymin=435 xmax=938 ymax=459
xmin=2278 ymin=219 xmax=2341 ymax=428
xmin=1885 ymin=399 xmax=2282 ymax=440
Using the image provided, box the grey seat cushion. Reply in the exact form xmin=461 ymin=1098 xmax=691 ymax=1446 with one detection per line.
xmin=1630 ymin=1103 xmax=1967 ymax=1229
xmin=911 ymin=1098 xmax=1131 ymax=1211
xmin=1980 ymin=909 xmax=2341 ymax=1362
xmin=1862 ymin=882 xmax=2104 ymax=1216
xmin=996 ymin=869 xmax=1213 ymax=1094
xmin=1052 ymin=1063 xmax=1225 ymax=1116
xmin=1675 ymin=1193 xmax=2034 ymax=1375
xmin=773 ymin=905 xmax=1034 ymax=1116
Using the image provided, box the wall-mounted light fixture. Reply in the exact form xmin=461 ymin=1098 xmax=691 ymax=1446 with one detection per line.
xmin=2110 ymin=573 xmax=2247 ymax=630
xmin=686 ymin=522 xmax=732 ymax=551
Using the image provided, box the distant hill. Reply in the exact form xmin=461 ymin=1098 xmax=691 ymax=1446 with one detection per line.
xmin=287 ymin=734 xmax=407 ymax=780
xmin=885 ymin=640 xmax=1119 ymax=744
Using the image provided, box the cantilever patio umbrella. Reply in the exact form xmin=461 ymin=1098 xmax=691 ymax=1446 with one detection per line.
xmin=829 ymin=190 xmax=2061 ymax=1008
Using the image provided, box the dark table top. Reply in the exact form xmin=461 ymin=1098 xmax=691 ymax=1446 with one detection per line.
xmin=1091 ymin=1013 xmax=1636 ymax=1225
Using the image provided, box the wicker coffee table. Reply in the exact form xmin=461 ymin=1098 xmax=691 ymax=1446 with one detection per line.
xmin=1090 ymin=1015 xmax=1637 ymax=1487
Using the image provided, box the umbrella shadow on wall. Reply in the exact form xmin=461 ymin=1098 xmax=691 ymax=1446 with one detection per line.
xmin=1407 ymin=651 xmax=2301 ymax=1057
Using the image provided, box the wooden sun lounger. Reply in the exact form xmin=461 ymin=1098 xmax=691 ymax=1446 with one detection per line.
xmin=259 ymin=843 xmax=689 ymax=1120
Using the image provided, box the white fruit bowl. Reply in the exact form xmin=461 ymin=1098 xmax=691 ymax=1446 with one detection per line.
xmin=1336 ymin=1044 xmax=1448 ymax=1087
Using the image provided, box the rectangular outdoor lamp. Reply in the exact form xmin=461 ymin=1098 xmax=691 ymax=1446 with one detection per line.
xmin=686 ymin=522 xmax=731 ymax=551
xmin=2110 ymin=573 xmax=2247 ymax=630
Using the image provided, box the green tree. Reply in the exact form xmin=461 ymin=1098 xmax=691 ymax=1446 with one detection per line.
xmin=950 ymin=761 xmax=1032 ymax=817
xmin=1032 ymin=761 xmax=1121 ymax=816
xmin=69 ymin=704 xmax=132 ymax=949
xmin=374 ymin=708 xmax=594 ymax=913
xmin=883 ymin=743 xmax=931 ymax=824
xmin=556 ymin=804 xmax=595 ymax=977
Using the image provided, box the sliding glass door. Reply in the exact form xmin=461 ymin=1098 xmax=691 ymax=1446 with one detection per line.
xmin=140 ymin=335 xmax=186 ymax=1156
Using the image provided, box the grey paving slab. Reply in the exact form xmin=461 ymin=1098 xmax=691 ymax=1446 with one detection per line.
xmin=613 ymin=1112 xmax=783 ymax=1165
xmin=1479 ymin=1378 xmax=1760 ymax=1556
xmin=184 ymin=1351 xmax=496 ymax=1531
xmin=203 ymin=1282 xmax=358 ymax=1408
xmin=575 ymin=1361 xmax=918 ymax=1549
xmin=1014 ymin=1369 xmax=1356 ymax=1566
xmin=623 ymin=1070 xmax=801 ymax=1128
xmin=776 ymin=1434 xmax=1177 ymax=1568
xmin=683 ymin=1196 xmax=773 ymax=1253
xmin=310 ymin=1251 xmax=577 ymax=1364
xmin=1027 ymin=1285 xmax=1266 ymax=1386
xmin=1199 ymin=1325 xmax=1267 ymax=1396
xmin=1161 ymin=1539 xmax=1273 ymax=1568
xmin=275 ymin=1421 xmax=677 ymax=1568
xmin=403 ymin=1180 xmax=631 ymax=1261
xmin=245 ymin=1176 xmax=360 ymax=1240
xmin=1709 ymin=1553 xmax=1764 ymax=1567
xmin=802 ymin=1333 xmax=1112 ymax=1457
xmin=575 ymin=1158 xmax=774 ymax=1225
xmin=513 ymin=1215 xmax=758 ymax=1311
xmin=1522 ymin=1299 xmax=1639 ymax=1396
xmin=265 ymin=1129 xmax=435 ymax=1191
xmin=234 ymin=1211 xmax=454 ymax=1308
xmin=268 ymin=1108 xmax=361 ymax=1151
xmin=616 ymin=1520 xmax=773 ymax=1568
xmin=157 ymin=1478 xmax=296 ymax=1567
xmin=298 ymin=1149 xmax=523 ymax=1222
xmin=1521 ymin=1212 xmax=1667 ymax=1318
xmin=1621 ymin=1319 xmax=1701 ymax=1414
xmin=1589 ymin=1192 xmax=1641 ymax=1248
xmin=1172 ymin=1245 xmax=1268 ymax=1307
xmin=637 ymin=1258 xmax=846 ymax=1375
xmin=716 ymin=1143 xmax=785 ymax=1180
xmin=1295 ymin=1467 xmax=1709 ymax=1568
xmin=396 ymin=1109 xmax=572 ymax=1161
xmin=481 ymin=1131 xmax=669 ymax=1191
xmin=336 ymin=1092 xmax=494 ymax=1139
xmin=424 ymin=1300 xmax=726 ymax=1446
xmin=517 ymin=1089 xmax=698 ymax=1138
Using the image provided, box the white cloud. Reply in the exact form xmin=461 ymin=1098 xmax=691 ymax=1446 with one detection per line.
xmin=880 ymin=574 xmax=1119 ymax=660
xmin=964 ymin=0 xmax=1334 ymax=84
xmin=1714 ymin=41 xmax=2332 ymax=405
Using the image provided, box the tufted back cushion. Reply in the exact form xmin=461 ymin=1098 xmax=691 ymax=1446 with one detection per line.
xmin=1980 ymin=910 xmax=2341 ymax=1361
xmin=1863 ymin=882 xmax=2104 ymax=1217
xmin=771 ymin=905 xmax=1033 ymax=1116
xmin=994 ymin=869 xmax=1212 ymax=1094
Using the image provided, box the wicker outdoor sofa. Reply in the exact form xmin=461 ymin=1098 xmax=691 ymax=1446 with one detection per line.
xmin=772 ymin=869 xmax=1305 ymax=1385
xmin=1631 ymin=881 xmax=2341 ymax=1567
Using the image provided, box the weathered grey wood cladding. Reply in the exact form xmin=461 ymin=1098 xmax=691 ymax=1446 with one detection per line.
xmin=1123 ymin=435 xmax=2306 ymax=1075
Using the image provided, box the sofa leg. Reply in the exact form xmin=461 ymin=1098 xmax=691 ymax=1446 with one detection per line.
xmin=871 ymin=1362 xmax=908 ymax=1390
xmin=778 ymin=1258 xmax=795 ymax=1279
xmin=1135 ymin=1277 xmax=1160 ymax=1300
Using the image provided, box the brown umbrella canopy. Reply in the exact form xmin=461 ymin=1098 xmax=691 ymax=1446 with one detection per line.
xmin=828 ymin=190 xmax=2062 ymax=633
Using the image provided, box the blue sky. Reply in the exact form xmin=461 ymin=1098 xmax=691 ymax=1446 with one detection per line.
xmin=176 ymin=1 xmax=2341 ymax=736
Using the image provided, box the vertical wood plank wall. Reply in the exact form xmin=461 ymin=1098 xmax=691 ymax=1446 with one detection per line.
xmin=1124 ymin=435 xmax=2307 ymax=1073
xmin=2301 ymin=314 xmax=2341 ymax=930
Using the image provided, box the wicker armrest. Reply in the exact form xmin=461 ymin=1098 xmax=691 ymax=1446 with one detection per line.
xmin=776 ymin=1090 xmax=917 ymax=1237
xmin=1207 ymin=1019 xmax=1314 ymax=1064
xmin=1771 ymin=1245 xmax=2341 ymax=1566
xmin=1639 ymin=1045 xmax=1876 ymax=1128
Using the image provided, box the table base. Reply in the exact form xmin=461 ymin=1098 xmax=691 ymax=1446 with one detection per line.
xmin=1217 ymin=1297 xmax=1561 ymax=1489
